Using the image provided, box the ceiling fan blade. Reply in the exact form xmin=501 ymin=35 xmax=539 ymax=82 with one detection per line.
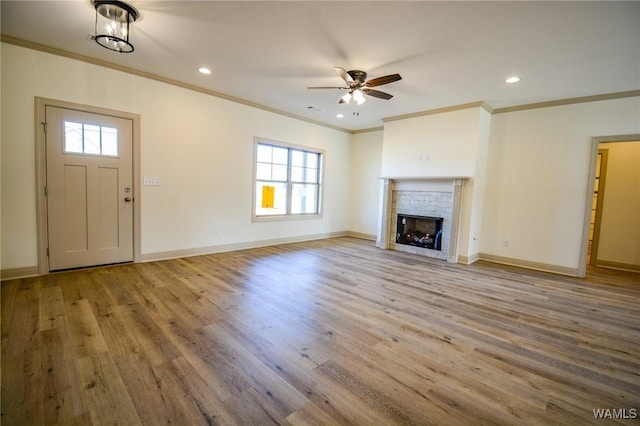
xmin=334 ymin=67 xmax=354 ymax=84
xmin=365 ymin=73 xmax=402 ymax=87
xmin=307 ymin=86 xmax=349 ymax=89
xmin=362 ymin=88 xmax=394 ymax=100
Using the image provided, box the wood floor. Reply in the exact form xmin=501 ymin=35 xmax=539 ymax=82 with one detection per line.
xmin=2 ymin=237 xmax=639 ymax=425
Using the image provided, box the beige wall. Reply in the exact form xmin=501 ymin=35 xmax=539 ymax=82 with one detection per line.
xmin=358 ymin=98 xmax=640 ymax=273
xmin=482 ymin=98 xmax=640 ymax=272
xmin=380 ymin=106 xmax=491 ymax=261
xmin=1 ymin=43 xmax=352 ymax=271
xmin=348 ymin=130 xmax=383 ymax=238
xmin=2 ymin=42 xmax=639 ymax=277
xmin=596 ymin=141 xmax=640 ymax=268
xmin=381 ymin=107 xmax=483 ymax=178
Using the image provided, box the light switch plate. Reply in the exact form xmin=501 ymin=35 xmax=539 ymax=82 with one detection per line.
xmin=143 ymin=177 xmax=161 ymax=186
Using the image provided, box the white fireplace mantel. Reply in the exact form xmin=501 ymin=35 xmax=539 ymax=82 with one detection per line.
xmin=377 ymin=177 xmax=470 ymax=263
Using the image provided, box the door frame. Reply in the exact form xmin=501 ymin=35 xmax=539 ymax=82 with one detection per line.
xmin=589 ymin=148 xmax=609 ymax=267
xmin=35 ymin=97 xmax=142 ymax=274
xmin=578 ymin=133 xmax=640 ymax=277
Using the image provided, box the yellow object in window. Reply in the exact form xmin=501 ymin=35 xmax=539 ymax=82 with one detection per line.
xmin=262 ymin=185 xmax=275 ymax=208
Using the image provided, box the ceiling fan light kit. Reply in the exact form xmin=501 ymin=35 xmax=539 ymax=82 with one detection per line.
xmin=93 ymin=0 xmax=139 ymax=53
xmin=308 ymin=67 xmax=402 ymax=108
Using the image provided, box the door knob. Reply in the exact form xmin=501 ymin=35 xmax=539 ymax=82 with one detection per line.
xmin=124 ymin=197 xmax=132 ymax=202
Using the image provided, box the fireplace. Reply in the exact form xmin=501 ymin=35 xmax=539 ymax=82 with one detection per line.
xmin=378 ymin=178 xmax=467 ymax=263
xmin=396 ymin=214 xmax=443 ymax=250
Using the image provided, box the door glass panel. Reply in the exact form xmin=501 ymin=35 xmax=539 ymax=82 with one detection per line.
xmin=84 ymin=124 xmax=101 ymax=154
xmin=64 ymin=122 xmax=84 ymax=153
xmin=64 ymin=121 xmax=118 ymax=156
xmin=101 ymin=127 xmax=118 ymax=156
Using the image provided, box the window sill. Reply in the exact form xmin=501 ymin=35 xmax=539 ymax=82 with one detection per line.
xmin=252 ymin=213 xmax=323 ymax=223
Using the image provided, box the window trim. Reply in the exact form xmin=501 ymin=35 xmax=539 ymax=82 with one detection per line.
xmin=252 ymin=137 xmax=325 ymax=222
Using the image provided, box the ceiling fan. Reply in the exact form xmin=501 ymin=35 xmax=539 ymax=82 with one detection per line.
xmin=308 ymin=67 xmax=402 ymax=105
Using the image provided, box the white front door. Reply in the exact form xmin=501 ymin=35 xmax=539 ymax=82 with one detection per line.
xmin=46 ymin=106 xmax=134 ymax=271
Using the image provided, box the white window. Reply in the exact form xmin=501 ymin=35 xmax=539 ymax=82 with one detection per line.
xmin=254 ymin=139 xmax=323 ymax=219
xmin=64 ymin=121 xmax=118 ymax=156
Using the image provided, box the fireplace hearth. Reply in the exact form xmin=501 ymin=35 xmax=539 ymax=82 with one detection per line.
xmin=396 ymin=214 xmax=443 ymax=251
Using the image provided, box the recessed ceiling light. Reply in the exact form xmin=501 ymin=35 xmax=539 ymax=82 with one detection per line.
xmin=198 ymin=67 xmax=212 ymax=75
xmin=505 ymin=76 xmax=520 ymax=84
xmin=336 ymin=113 xmax=344 ymax=118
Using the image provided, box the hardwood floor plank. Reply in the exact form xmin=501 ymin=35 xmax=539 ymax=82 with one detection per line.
xmin=2 ymin=237 xmax=639 ymax=425
xmin=41 ymin=327 xmax=88 ymax=424
xmin=74 ymin=352 xmax=141 ymax=425
xmin=63 ymin=298 xmax=109 ymax=359
xmin=38 ymin=285 xmax=66 ymax=331
xmin=201 ymin=325 xmax=309 ymax=417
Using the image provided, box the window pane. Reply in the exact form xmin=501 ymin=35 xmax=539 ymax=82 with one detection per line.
xmin=256 ymin=181 xmax=287 ymax=216
xmin=257 ymin=144 xmax=272 ymax=162
xmin=272 ymin=147 xmax=288 ymax=165
xmin=306 ymin=152 xmax=318 ymax=168
xmin=305 ymin=168 xmax=318 ymax=183
xmin=64 ymin=121 xmax=83 ymax=153
xmin=256 ymin=162 xmax=271 ymax=180
xmin=84 ymin=124 xmax=101 ymax=154
xmin=101 ymin=126 xmax=118 ymax=156
xmin=291 ymin=150 xmax=304 ymax=167
xmin=291 ymin=183 xmax=318 ymax=214
xmin=272 ymin=164 xmax=287 ymax=181
xmin=291 ymin=166 xmax=304 ymax=182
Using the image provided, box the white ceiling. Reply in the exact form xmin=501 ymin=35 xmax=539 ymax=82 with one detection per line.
xmin=2 ymin=1 xmax=639 ymax=131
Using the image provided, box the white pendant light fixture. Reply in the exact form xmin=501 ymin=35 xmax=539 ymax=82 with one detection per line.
xmin=340 ymin=89 xmax=366 ymax=105
xmin=93 ymin=0 xmax=139 ymax=53
xmin=352 ymin=89 xmax=366 ymax=105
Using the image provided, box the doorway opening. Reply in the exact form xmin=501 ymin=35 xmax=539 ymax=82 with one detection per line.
xmin=580 ymin=135 xmax=640 ymax=277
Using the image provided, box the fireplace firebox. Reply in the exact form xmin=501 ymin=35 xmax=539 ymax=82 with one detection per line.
xmin=396 ymin=214 xmax=443 ymax=251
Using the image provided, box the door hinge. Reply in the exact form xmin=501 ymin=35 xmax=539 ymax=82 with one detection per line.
xmin=44 ymin=186 xmax=48 ymax=196
xmin=46 ymin=247 xmax=49 ymax=257
xmin=41 ymin=121 xmax=47 ymax=133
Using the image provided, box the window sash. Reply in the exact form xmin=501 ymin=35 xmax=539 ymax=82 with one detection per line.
xmin=254 ymin=141 xmax=322 ymax=218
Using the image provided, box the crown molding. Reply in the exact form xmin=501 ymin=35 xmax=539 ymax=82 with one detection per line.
xmin=1 ymin=34 xmax=353 ymax=134
xmin=492 ymin=90 xmax=640 ymax=114
xmin=382 ymin=101 xmax=492 ymax=123
xmin=4 ymin=35 xmax=638 ymax=134
xmin=352 ymin=126 xmax=384 ymax=134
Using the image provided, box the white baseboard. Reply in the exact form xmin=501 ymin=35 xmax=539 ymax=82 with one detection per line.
xmin=479 ymin=253 xmax=580 ymax=277
xmin=458 ymin=252 xmax=480 ymax=265
xmin=2 ymin=232 xmax=376 ymax=278
xmin=344 ymin=231 xmax=377 ymax=241
xmin=140 ymin=231 xmax=350 ymax=263
xmin=593 ymin=259 xmax=640 ymax=273
xmin=1 ymin=266 xmax=40 ymax=281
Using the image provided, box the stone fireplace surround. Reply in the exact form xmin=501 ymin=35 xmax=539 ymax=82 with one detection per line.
xmin=377 ymin=177 xmax=467 ymax=263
